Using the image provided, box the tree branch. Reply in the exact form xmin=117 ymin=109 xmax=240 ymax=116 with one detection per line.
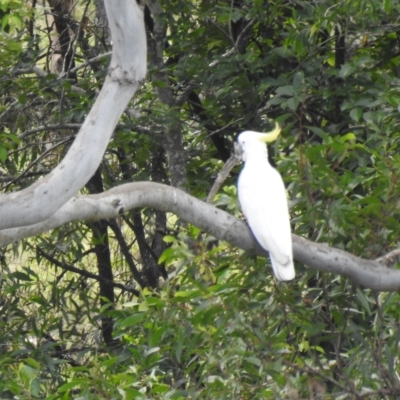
xmin=1 ymin=182 xmax=400 ymax=292
xmin=0 ymin=0 xmax=147 ymax=230
xmin=13 ymin=66 xmax=86 ymax=96
xmin=36 ymin=246 xmax=140 ymax=296
xmin=1 ymin=136 xmax=74 ymax=190
xmin=18 ymin=124 xmax=81 ymax=140
xmin=207 ymin=143 xmax=241 ymax=203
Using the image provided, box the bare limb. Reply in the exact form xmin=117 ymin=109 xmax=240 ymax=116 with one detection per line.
xmin=18 ymin=124 xmax=81 ymax=140
xmin=209 ymin=18 xmax=255 ymax=66
xmin=36 ymin=246 xmax=140 ymax=296
xmin=0 ymin=0 xmax=147 ymax=230
xmin=61 ymin=51 xmax=112 ymax=77
xmin=1 ymin=136 xmax=74 ymax=190
xmin=2 ymin=182 xmax=400 ymax=292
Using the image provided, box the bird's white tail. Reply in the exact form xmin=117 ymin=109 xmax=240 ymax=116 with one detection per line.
xmin=270 ymin=256 xmax=295 ymax=281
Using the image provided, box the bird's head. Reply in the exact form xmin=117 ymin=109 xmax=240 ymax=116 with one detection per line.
xmin=237 ymin=123 xmax=281 ymax=162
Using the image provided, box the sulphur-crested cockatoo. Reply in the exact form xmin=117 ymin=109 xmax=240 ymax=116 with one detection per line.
xmin=237 ymin=123 xmax=295 ymax=281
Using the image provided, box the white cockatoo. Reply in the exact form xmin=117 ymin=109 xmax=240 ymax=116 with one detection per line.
xmin=237 ymin=123 xmax=295 ymax=281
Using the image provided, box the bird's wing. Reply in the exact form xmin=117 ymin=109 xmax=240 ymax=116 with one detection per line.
xmin=238 ymin=165 xmax=292 ymax=266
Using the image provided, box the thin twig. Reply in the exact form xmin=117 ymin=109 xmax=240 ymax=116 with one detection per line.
xmin=1 ymin=136 xmax=74 ymax=190
xmin=18 ymin=123 xmax=81 ymax=140
xmin=36 ymin=246 xmax=140 ymax=296
xmin=63 ymin=52 xmax=112 ymax=77
xmin=206 ymin=142 xmax=241 ymax=203
xmin=13 ymin=66 xmax=87 ymax=95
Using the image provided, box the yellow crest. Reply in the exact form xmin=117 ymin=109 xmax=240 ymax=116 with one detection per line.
xmin=258 ymin=123 xmax=281 ymax=143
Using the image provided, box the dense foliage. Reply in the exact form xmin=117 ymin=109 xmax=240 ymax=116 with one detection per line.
xmin=1 ymin=0 xmax=400 ymax=398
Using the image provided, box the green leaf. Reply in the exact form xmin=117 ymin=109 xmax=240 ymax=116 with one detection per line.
xmin=163 ymin=235 xmax=177 ymax=243
xmin=356 ymin=289 xmax=371 ymax=315
xmin=138 ymin=302 xmax=149 ymax=312
xmin=57 ymin=379 xmax=88 ymax=392
xmin=350 ymin=107 xmax=363 ymax=122
xmin=0 ymin=146 xmax=7 ymax=162
xmin=339 ymin=133 xmax=356 ymax=142
xmin=174 ymin=290 xmax=197 ymax=298
xmin=8 ymin=14 xmax=23 ymax=30
xmin=10 ymin=271 xmax=32 ymax=281
xmin=293 ymin=71 xmax=304 ymax=88
xmin=287 ymin=96 xmax=300 ymax=110
xmin=339 ymin=64 xmax=355 ymax=78
xmin=117 ymin=313 xmax=145 ymax=328
xmin=245 ymin=356 xmax=261 ymax=366
xmin=276 ymin=85 xmax=296 ymax=96
xmin=158 ymin=247 xmax=175 ymax=263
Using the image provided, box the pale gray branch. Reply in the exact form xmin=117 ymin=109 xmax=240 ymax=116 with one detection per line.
xmin=1 ymin=182 xmax=400 ymax=292
xmin=0 ymin=0 xmax=147 ymax=230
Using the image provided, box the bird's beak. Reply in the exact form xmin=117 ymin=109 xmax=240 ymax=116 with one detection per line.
xmin=258 ymin=123 xmax=281 ymax=143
